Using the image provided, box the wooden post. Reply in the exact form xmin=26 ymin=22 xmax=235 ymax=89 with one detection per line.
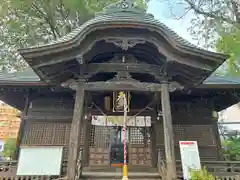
xmin=83 ymin=119 xmax=91 ymax=165
xmin=67 ymin=82 xmax=85 ymax=180
xmin=16 ymin=90 xmax=30 ymax=159
xmin=212 ymin=120 xmax=222 ymax=160
xmin=151 ymin=111 xmax=157 ymax=167
xmin=161 ymin=82 xmax=177 ymax=180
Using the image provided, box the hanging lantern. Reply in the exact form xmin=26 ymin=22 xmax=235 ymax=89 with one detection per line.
xmin=104 ymin=96 xmax=111 ymax=111
xmin=212 ymin=110 xmax=219 ymax=120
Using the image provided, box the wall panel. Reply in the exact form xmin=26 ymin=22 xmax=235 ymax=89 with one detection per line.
xmin=155 ymin=100 xmax=219 ymax=160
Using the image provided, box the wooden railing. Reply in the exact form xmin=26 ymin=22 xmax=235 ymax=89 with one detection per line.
xmin=0 ymin=149 xmax=84 ymax=180
xmin=157 ymin=149 xmax=167 ymax=179
xmin=157 ymin=149 xmax=240 ymax=180
xmin=0 ymin=160 xmax=17 ymax=177
xmin=0 ymin=160 xmax=64 ymax=180
xmin=74 ymin=148 xmax=83 ymax=180
xmin=2 ymin=151 xmax=240 ymax=180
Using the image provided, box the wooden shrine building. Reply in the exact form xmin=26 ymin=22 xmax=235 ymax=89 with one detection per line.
xmin=0 ymin=0 xmax=240 ymax=179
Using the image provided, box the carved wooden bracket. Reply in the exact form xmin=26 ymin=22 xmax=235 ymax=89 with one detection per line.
xmin=76 ymin=54 xmax=84 ymax=64
xmin=110 ymin=72 xmax=137 ymax=81
xmin=104 ymin=38 xmax=145 ymax=50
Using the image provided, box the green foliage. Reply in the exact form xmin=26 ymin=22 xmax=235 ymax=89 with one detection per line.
xmin=216 ymin=28 xmax=240 ymax=75
xmin=222 ymin=136 xmax=240 ymax=160
xmin=163 ymin=0 xmax=240 ymax=75
xmin=190 ymin=167 xmax=215 ymax=180
xmin=3 ymin=138 xmax=17 ymax=159
xmin=0 ymin=0 xmax=147 ymax=71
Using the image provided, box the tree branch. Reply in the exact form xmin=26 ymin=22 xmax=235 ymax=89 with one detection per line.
xmin=31 ymin=1 xmax=60 ymax=40
xmin=231 ymin=0 xmax=240 ymax=23
xmin=184 ymin=0 xmax=239 ymax=26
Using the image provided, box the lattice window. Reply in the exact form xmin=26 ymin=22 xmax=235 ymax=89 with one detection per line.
xmin=90 ymin=126 xmax=110 ymax=148
xmin=156 ymin=124 xmax=216 ymax=146
xmin=89 ymin=125 xmax=95 ymax=147
xmin=174 ymin=125 xmax=185 ymax=145
xmin=64 ymin=124 xmax=71 ymax=145
xmin=184 ymin=125 xmax=215 ymax=146
xmin=53 ymin=123 xmax=67 ymax=145
xmin=79 ymin=126 xmax=84 ymax=146
xmin=24 ymin=123 xmax=44 ymax=144
xmin=42 ymin=123 xmax=54 ymax=144
xmin=130 ymin=127 xmax=151 ymax=145
xmin=22 ymin=122 xmax=73 ymax=146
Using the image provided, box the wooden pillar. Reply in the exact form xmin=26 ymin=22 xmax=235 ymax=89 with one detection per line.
xmin=212 ymin=120 xmax=222 ymax=160
xmin=16 ymin=90 xmax=30 ymax=159
xmin=151 ymin=111 xmax=157 ymax=167
xmin=161 ymin=82 xmax=177 ymax=180
xmin=67 ymin=82 xmax=85 ymax=180
xmin=83 ymin=119 xmax=91 ymax=165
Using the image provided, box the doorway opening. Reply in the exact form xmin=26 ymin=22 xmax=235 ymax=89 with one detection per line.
xmin=109 ymin=126 xmax=129 ymax=167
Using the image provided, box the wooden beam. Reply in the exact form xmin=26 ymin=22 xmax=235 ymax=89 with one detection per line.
xmin=67 ymin=82 xmax=85 ymax=180
xmin=85 ymin=81 xmax=163 ymax=92
xmin=62 ymin=78 xmax=183 ymax=93
xmin=161 ymin=82 xmax=177 ymax=180
xmin=39 ymin=62 xmax=165 ymax=83
xmin=218 ymin=122 xmax=240 ymax=125
xmin=84 ymin=63 xmax=164 ymax=77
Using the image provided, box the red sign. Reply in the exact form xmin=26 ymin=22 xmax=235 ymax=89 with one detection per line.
xmin=180 ymin=141 xmax=194 ymax=145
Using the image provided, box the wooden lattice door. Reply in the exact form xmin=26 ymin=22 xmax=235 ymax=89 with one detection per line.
xmin=89 ymin=125 xmax=110 ymax=166
xmin=88 ymin=125 xmax=152 ymax=166
xmin=129 ymin=127 xmax=152 ymax=166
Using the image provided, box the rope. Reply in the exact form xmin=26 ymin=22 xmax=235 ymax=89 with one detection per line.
xmin=91 ymin=102 xmax=108 ymax=127
xmin=91 ymin=96 xmax=155 ymax=127
xmin=92 ymin=101 xmax=107 ymax=116
xmin=127 ymin=97 xmax=155 ymax=122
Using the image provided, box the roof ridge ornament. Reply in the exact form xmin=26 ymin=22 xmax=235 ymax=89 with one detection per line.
xmin=96 ymin=0 xmax=147 ymax=16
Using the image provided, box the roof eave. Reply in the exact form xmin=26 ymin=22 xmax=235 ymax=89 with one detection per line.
xmin=18 ymin=20 xmax=229 ymax=63
xmin=198 ymin=84 xmax=240 ymax=89
xmin=0 ymin=81 xmax=49 ymax=86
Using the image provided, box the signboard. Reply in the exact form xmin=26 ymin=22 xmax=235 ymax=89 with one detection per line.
xmin=17 ymin=146 xmax=63 ymax=176
xmin=0 ymin=140 xmax=4 ymax=152
xmin=179 ymin=141 xmax=201 ymax=180
xmin=92 ymin=116 xmax=151 ymax=127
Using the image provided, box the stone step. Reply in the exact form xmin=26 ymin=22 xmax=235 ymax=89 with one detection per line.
xmin=81 ymin=171 xmax=161 ymax=180
xmin=81 ymin=167 xmax=161 ymax=180
xmin=83 ymin=166 xmax=158 ymax=173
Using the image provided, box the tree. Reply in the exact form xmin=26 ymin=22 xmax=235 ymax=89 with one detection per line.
xmin=216 ymin=28 xmax=240 ymax=75
xmin=222 ymin=133 xmax=240 ymax=160
xmin=0 ymin=0 xmax=147 ymax=72
xmin=161 ymin=0 xmax=240 ymax=74
xmin=3 ymin=138 xmax=17 ymax=159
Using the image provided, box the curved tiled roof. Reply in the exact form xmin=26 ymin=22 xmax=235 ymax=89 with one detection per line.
xmin=204 ymin=75 xmax=240 ymax=84
xmin=18 ymin=0 xmax=228 ymax=60
xmin=0 ymin=68 xmax=40 ymax=82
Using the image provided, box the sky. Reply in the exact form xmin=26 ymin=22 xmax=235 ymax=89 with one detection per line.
xmin=147 ymin=0 xmax=196 ymax=45
xmin=147 ymin=1 xmax=240 ymax=130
